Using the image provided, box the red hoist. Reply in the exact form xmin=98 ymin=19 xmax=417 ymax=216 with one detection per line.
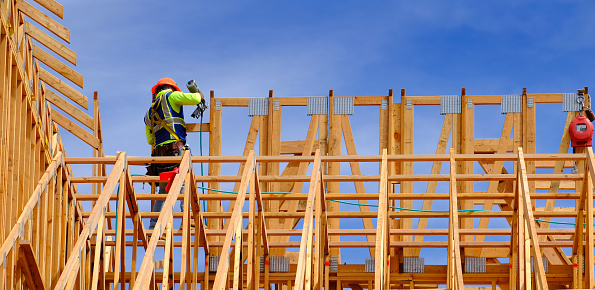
xmin=569 ymin=114 xmax=594 ymax=147
xmin=568 ymin=92 xmax=595 ymax=148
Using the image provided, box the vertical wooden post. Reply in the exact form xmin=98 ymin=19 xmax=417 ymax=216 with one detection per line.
xmin=400 ymin=89 xmax=413 ymax=257
xmin=460 ymin=88 xmax=474 ymax=255
xmin=209 ymin=90 xmax=222 ymax=245
xmin=247 ymin=173 xmax=255 ymax=290
xmin=523 ymin=88 xmax=536 ymax=193
xmin=517 ymin=165 xmax=526 ymax=290
xmin=327 ymin=90 xmax=341 ymax=259
xmin=269 ymin=90 xmax=281 ymax=246
xmin=585 ymin=148 xmax=595 ymax=288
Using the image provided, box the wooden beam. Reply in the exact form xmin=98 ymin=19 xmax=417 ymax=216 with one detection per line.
xmin=50 ymin=109 xmax=99 ymax=149
xmin=133 ymin=150 xmax=192 ymax=289
xmin=33 ymin=0 xmax=63 ymax=18
xmin=0 ymin=152 xmax=63 ymax=269
xmin=185 ymin=122 xmax=211 ymax=133
xmin=518 ymin=148 xmax=549 ymax=290
xmin=25 ymin=22 xmax=76 ymax=65
xmin=211 ymin=151 xmax=254 ymax=290
xmin=17 ymin=240 xmax=45 ymax=290
xmin=18 ymin=1 xmax=70 ymax=43
xmin=32 ymin=44 xmax=83 ymax=87
xmin=448 ymin=148 xmax=464 ymax=289
xmin=44 ymin=86 xmax=93 ymax=129
xmin=39 ymin=67 xmax=87 ymax=109
xmin=294 ymin=150 xmax=321 ymax=290
xmin=279 ymin=140 xmax=320 ymax=155
xmin=584 ymin=148 xmax=595 ymax=288
xmin=374 ymin=150 xmax=388 ymax=290
xmin=54 ymin=152 xmax=126 ymax=289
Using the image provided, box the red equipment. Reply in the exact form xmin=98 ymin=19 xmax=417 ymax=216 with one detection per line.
xmin=159 ymin=167 xmax=179 ymax=192
xmin=569 ymin=114 xmax=594 ymax=147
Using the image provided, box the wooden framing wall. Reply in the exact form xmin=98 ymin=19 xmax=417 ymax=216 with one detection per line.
xmin=0 ymin=0 xmax=104 ymax=289
xmin=0 ymin=0 xmax=594 ymax=289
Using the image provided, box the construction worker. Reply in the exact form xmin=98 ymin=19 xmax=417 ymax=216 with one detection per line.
xmin=144 ymin=77 xmax=205 ymax=230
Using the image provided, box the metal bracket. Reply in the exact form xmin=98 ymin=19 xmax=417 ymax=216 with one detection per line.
xmin=269 ymin=256 xmax=290 ymax=272
xmin=440 ymin=95 xmax=461 ymax=115
xmin=467 ymin=99 xmax=473 ymax=110
xmin=215 ymin=100 xmax=221 ymax=111
xmin=334 ymin=97 xmax=354 ymax=115
xmin=259 ymin=256 xmax=289 ymax=272
xmin=364 ymin=257 xmax=375 ymax=272
xmin=307 ymin=97 xmax=327 ymax=116
xmin=329 ymin=256 xmax=339 ymax=273
xmin=248 ymin=98 xmax=268 ymax=116
xmin=274 ymin=100 xmax=280 ymax=111
xmin=2 ymin=252 xmax=6 ymax=269
xmin=381 ymin=99 xmax=387 ymax=110
xmin=501 ymin=95 xmax=522 ymax=114
xmin=465 ymin=257 xmax=486 ymax=273
xmin=406 ymin=99 xmax=412 ymax=110
xmin=528 ymin=97 xmax=534 ymax=108
xmin=563 ymin=93 xmax=583 ymax=112
xmin=209 ymin=256 xmax=223 ymax=272
xmin=404 ymin=257 xmax=425 ymax=273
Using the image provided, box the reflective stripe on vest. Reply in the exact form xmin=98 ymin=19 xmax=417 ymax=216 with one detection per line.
xmin=144 ymin=91 xmax=187 ymax=144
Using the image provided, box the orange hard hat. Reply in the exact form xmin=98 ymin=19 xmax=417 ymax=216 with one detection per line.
xmin=151 ymin=78 xmax=181 ymax=96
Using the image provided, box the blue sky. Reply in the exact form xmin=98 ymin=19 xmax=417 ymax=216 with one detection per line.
xmin=49 ymin=0 xmax=594 ymax=269
xmin=54 ymin=0 xmax=595 ymax=159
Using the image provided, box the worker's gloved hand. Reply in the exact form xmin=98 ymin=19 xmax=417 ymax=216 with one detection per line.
xmin=200 ymin=97 xmax=207 ymax=107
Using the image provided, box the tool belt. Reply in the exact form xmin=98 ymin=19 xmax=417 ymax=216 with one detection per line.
xmin=153 ymin=141 xmax=184 ymax=157
xmin=146 ymin=141 xmax=185 ymax=176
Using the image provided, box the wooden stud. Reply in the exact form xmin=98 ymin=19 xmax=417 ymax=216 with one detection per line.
xmin=17 ymin=1 xmax=70 ymax=43
xmin=400 ymin=89 xmax=414 ymax=256
xmin=32 ymin=44 xmax=82 ymax=87
xmin=38 ymin=67 xmax=87 ymax=109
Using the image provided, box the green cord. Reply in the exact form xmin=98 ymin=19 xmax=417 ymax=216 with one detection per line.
xmin=134 ymin=175 xmax=583 ymax=226
xmin=199 ymin=113 xmax=207 ymax=211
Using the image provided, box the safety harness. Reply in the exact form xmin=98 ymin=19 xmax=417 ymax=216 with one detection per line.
xmin=145 ymin=91 xmax=186 ymax=148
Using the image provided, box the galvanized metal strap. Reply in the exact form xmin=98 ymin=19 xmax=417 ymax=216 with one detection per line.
xmin=329 ymin=256 xmax=339 ymax=273
xmin=563 ymin=93 xmax=585 ymax=112
xmin=404 ymin=257 xmax=424 ymax=273
xmin=334 ymin=97 xmax=354 ymax=115
xmin=269 ymin=256 xmax=290 ymax=272
xmin=259 ymin=256 xmax=290 ymax=272
xmin=209 ymin=256 xmax=226 ymax=272
xmin=307 ymin=97 xmax=328 ymax=116
xmin=364 ymin=257 xmax=375 ymax=272
xmin=440 ymin=95 xmax=461 ymax=115
xmin=464 ymin=257 xmax=486 ymax=273
xmin=501 ymin=95 xmax=522 ymax=114
xmin=248 ymin=97 xmax=268 ymax=116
